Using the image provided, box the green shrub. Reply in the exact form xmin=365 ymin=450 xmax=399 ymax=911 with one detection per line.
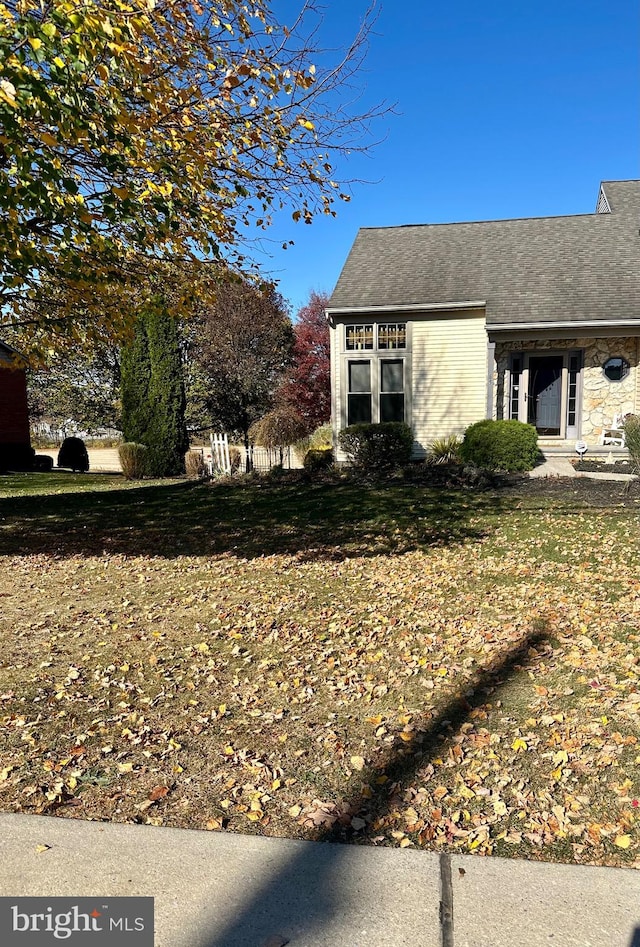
xmin=623 ymin=414 xmax=640 ymax=476
xmin=427 ymin=434 xmax=463 ymax=465
xmin=460 ymin=419 xmax=538 ymax=471
xmin=118 ymin=442 xmax=149 ymax=480
xmin=0 ymin=443 xmax=35 ymax=472
xmin=338 ymin=422 xmax=414 ymax=470
xmin=57 ymin=437 xmax=89 ymax=472
xmin=33 ymin=454 xmax=54 ymax=472
xmin=303 ymin=447 xmax=333 ymax=472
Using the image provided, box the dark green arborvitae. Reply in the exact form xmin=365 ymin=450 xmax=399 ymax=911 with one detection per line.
xmin=120 ymin=299 xmax=188 ymax=477
xmin=120 ymin=313 xmax=152 ymax=445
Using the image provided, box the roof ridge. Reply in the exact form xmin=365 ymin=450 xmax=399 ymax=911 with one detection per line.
xmin=359 ymin=211 xmax=607 ymax=232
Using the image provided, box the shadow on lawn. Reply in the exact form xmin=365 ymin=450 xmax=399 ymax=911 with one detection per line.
xmin=199 ymin=626 xmax=549 ymax=947
xmin=0 ymin=474 xmax=504 ymax=561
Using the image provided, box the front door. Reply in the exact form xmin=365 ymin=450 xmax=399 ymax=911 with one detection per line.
xmin=527 ymin=356 xmax=563 ymax=435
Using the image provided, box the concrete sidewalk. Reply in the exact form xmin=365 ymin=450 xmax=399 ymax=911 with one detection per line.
xmin=1 ymin=813 xmax=639 ymax=947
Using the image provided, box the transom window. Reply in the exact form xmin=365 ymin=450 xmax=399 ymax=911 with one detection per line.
xmin=378 ymin=323 xmax=407 ymax=349
xmin=346 ymin=324 xmax=374 ymax=350
xmin=346 ymin=323 xmax=406 ymax=351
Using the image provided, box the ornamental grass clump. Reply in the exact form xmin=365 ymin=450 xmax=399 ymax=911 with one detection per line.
xmin=623 ymin=414 xmax=640 ymax=476
xmin=118 ymin=442 xmax=149 ymax=480
xmin=427 ymin=434 xmax=463 ymax=465
xmin=185 ymin=450 xmax=206 ymax=479
xmin=461 ymin=419 xmax=538 ymax=472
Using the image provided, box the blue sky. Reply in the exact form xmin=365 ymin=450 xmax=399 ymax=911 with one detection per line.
xmin=252 ymin=0 xmax=639 ymax=316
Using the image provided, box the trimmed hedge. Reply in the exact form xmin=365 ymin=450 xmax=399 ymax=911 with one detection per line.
xmin=460 ymin=419 xmax=538 ymax=472
xmin=57 ymin=437 xmax=89 ymax=472
xmin=338 ymin=422 xmax=413 ymax=470
xmin=0 ymin=443 xmax=35 ymax=472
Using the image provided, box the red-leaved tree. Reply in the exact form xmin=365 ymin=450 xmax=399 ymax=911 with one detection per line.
xmin=278 ymin=290 xmax=331 ymax=432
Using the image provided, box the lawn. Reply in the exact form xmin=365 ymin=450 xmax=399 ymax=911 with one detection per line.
xmin=1 ymin=469 xmax=640 ymax=867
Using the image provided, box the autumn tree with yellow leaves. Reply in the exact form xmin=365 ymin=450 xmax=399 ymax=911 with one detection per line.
xmin=0 ymin=0 xmax=382 ymax=355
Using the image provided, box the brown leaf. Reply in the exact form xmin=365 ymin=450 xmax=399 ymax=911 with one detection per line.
xmin=148 ymin=785 xmax=170 ymax=801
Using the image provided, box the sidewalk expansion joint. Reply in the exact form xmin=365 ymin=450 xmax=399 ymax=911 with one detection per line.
xmin=439 ymin=853 xmax=454 ymax=947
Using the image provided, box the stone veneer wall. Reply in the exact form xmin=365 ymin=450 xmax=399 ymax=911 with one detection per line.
xmin=494 ymin=337 xmax=639 ymax=443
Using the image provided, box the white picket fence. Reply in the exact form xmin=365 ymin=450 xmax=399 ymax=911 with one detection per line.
xmin=207 ymin=432 xmax=231 ymax=475
xmin=199 ymin=433 xmax=302 ymax=476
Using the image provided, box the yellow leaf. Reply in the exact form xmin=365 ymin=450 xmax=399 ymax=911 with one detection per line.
xmin=288 ymin=804 xmax=302 ymax=817
xmin=298 ymin=119 xmax=315 ymax=131
xmin=28 ymin=37 xmax=43 ymax=51
xmin=40 ymin=132 xmax=58 ymax=147
xmin=117 ymin=762 xmax=134 ymax=773
xmin=35 ymin=844 xmax=51 ymax=854
xmin=512 ymin=738 xmax=528 ymax=752
xmin=614 ymin=835 xmax=633 ymax=849
xmin=350 ymin=755 xmax=365 ymax=771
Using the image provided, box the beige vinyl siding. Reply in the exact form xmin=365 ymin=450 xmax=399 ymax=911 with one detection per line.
xmin=636 ymin=339 xmax=640 ymax=414
xmin=411 ymin=310 xmax=487 ymax=455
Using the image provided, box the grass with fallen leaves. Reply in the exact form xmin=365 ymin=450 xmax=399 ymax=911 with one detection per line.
xmin=1 ymin=469 xmax=640 ymax=866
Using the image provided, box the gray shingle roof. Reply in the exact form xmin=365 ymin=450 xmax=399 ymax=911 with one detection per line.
xmin=329 ymin=180 xmax=640 ymax=326
xmin=0 ymin=341 xmax=25 ymax=366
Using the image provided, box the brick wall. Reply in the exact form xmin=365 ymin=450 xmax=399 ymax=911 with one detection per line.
xmin=0 ymin=366 xmax=30 ymax=444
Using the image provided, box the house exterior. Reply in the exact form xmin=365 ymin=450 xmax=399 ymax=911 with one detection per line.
xmin=0 ymin=342 xmax=31 ymax=468
xmin=327 ymin=179 xmax=640 ymax=459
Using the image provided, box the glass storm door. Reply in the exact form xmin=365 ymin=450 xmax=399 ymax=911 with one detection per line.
xmin=527 ymin=356 xmax=563 ymax=435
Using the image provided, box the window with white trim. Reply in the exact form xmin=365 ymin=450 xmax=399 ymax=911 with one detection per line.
xmin=380 ymin=359 xmax=405 ymax=422
xmin=347 ymin=360 xmax=372 ymax=424
xmin=342 ymin=323 xmax=410 ymax=427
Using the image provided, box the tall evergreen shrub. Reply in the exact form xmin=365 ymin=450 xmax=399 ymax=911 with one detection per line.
xmin=121 ymin=300 xmax=188 ymax=476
